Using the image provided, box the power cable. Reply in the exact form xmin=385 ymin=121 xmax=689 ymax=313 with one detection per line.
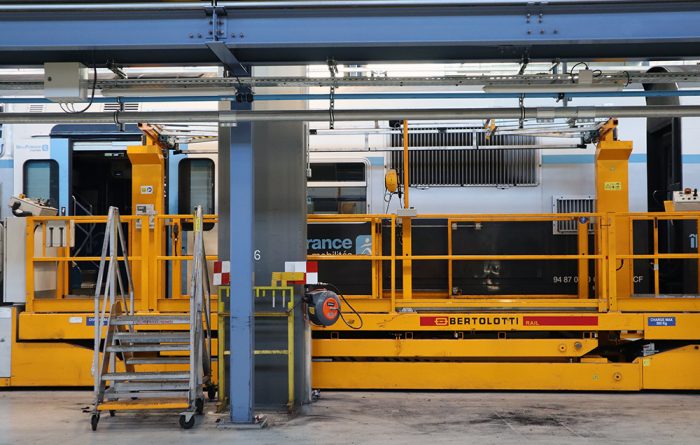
xmin=317 ymin=282 xmax=363 ymax=330
xmin=60 ymin=64 xmax=97 ymax=114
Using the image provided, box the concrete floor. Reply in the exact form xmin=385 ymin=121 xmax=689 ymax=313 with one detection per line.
xmin=1 ymin=391 xmax=699 ymax=444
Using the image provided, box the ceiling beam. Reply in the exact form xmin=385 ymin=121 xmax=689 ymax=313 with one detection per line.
xmin=1 ymin=2 xmax=700 ymax=65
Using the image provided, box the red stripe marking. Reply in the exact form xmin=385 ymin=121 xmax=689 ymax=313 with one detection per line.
xmin=523 ymin=316 xmax=598 ymax=326
xmin=419 ymin=316 xmax=449 ymax=326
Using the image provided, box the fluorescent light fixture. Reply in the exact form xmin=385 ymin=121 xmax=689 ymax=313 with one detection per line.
xmin=100 ymin=87 xmax=235 ymax=97
xmin=483 ymin=82 xmax=625 ymax=93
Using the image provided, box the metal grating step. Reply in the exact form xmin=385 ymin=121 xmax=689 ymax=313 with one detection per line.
xmin=111 ymin=315 xmax=189 ymax=326
xmin=126 ymin=356 xmax=190 ymax=365
xmin=110 ymin=381 xmax=190 ymax=392
xmin=115 ymin=332 xmax=190 ymax=343
xmin=105 ymin=389 xmax=189 ymax=399
xmin=102 ymin=371 xmax=189 ymax=382
xmin=96 ymin=399 xmax=190 ymax=411
xmin=107 ymin=344 xmax=190 ymax=353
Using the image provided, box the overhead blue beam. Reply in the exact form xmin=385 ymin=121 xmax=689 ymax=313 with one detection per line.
xmin=1 ymin=2 xmax=700 ymax=64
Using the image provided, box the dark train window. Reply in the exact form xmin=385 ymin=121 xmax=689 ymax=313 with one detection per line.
xmin=307 ymin=162 xmax=367 ymax=214
xmin=309 ymin=162 xmax=366 ymax=182
xmin=178 ymin=158 xmax=215 ymax=214
xmin=23 ymin=159 xmax=59 ymax=207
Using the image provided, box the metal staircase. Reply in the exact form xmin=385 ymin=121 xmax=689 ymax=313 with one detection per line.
xmin=90 ymin=206 xmax=212 ymax=430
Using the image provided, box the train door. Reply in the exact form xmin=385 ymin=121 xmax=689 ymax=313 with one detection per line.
xmin=71 ymin=141 xmax=133 ymax=216
xmin=167 ymin=143 xmax=217 ymax=298
xmin=69 ymin=140 xmax=136 ymax=294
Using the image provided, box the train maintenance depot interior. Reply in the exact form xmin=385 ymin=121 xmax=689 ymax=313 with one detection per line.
xmin=1 ymin=1 xmax=700 ymax=444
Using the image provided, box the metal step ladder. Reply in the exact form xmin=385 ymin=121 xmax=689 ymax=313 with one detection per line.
xmin=90 ymin=206 xmax=213 ymax=430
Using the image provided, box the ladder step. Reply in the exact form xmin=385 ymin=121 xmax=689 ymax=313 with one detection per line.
xmin=126 ymin=356 xmax=190 ymax=365
xmin=105 ymin=389 xmax=190 ymax=399
xmin=115 ymin=332 xmax=190 ymax=343
xmin=110 ymin=381 xmax=190 ymax=392
xmin=111 ymin=315 xmax=190 ymax=326
xmin=102 ymin=371 xmax=189 ymax=382
xmin=96 ymin=399 xmax=190 ymax=411
xmin=107 ymin=344 xmax=190 ymax=353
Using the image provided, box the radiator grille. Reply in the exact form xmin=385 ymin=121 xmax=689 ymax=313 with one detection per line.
xmin=390 ymin=148 xmax=538 ymax=186
xmin=552 ymin=195 xmax=596 ymax=235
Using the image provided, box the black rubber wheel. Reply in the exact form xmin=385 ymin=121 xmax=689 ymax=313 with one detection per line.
xmin=90 ymin=413 xmax=100 ymax=431
xmin=179 ymin=414 xmax=195 ymax=430
xmin=207 ymin=386 xmax=217 ymax=401
xmin=109 ymin=410 xmax=116 ymax=417
xmin=195 ymin=398 xmax=204 ymax=415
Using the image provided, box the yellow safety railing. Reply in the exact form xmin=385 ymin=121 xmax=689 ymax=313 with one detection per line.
xmin=25 ymin=215 xmax=145 ymax=313
xmin=152 ymin=214 xmax=218 ymax=312
xmin=612 ymin=212 xmax=700 ymax=302
xmin=24 ymin=213 xmax=218 ymax=314
xmin=308 ymin=212 xmax=607 ymax=313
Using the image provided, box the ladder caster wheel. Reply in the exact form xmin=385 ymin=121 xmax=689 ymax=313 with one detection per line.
xmin=90 ymin=413 xmax=100 ymax=431
xmin=179 ymin=414 xmax=195 ymax=430
xmin=207 ymin=386 xmax=217 ymax=401
xmin=109 ymin=410 xmax=116 ymax=417
xmin=195 ymin=398 xmax=204 ymax=415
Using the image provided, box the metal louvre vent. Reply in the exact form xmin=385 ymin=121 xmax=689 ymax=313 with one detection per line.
xmin=552 ymin=195 xmax=595 ymax=235
xmin=390 ymin=149 xmax=538 ymax=186
xmin=103 ymin=103 xmax=140 ymax=112
xmin=28 ymin=104 xmax=44 ymax=113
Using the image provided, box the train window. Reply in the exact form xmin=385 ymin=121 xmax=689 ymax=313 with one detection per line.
xmin=178 ymin=158 xmax=215 ymax=214
xmin=307 ymin=162 xmax=367 ymax=214
xmin=309 ymin=162 xmax=366 ymax=182
xmin=307 ymin=186 xmax=366 ymax=214
xmin=23 ymin=159 xmax=59 ymax=207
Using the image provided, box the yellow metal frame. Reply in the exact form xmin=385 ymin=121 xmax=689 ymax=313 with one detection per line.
xmin=23 ymin=213 xmax=219 ymax=315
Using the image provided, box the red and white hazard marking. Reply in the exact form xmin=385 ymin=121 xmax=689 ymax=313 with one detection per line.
xmin=212 ymin=260 xmax=230 ymax=286
xmin=284 ymin=261 xmax=318 ymax=284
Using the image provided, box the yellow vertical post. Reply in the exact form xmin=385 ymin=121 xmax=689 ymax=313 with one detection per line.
xmin=370 ymin=221 xmax=377 ymax=299
xmin=286 ymin=291 xmax=295 ymax=408
xmin=448 ymin=218 xmax=453 ymax=296
xmin=217 ymin=286 xmax=227 ymax=410
xmin=172 ymin=220 xmax=182 ymax=299
xmin=62 ymin=220 xmax=71 ymax=298
xmin=401 ymin=120 xmax=412 ymax=300
xmin=607 ymin=216 xmax=618 ymax=312
xmin=390 ymin=215 xmax=396 ymax=313
xmin=597 ymin=216 xmax=608 ymax=312
xmin=127 ymin=142 xmax=165 ymax=311
xmin=139 ymin=219 xmax=149 ymax=312
xmin=653 ymin=218 xmax=660 ymax=296
xmin=376 ymin=220 xmax=383 ymax=299
xmin=577 ymin=219 xmax=589 ymax=299
xmin=595 ymin=119 xmax=633 ymax=305
xmin=26 ymin=219 xmax=35 ymax=313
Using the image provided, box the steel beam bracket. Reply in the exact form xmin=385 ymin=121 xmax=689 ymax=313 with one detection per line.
xmin=204 ymin=2 xmax=253 ymax=101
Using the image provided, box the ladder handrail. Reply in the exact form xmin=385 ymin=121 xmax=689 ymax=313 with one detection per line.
xmin=92 ymin=207 xmax=134 ymax=402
